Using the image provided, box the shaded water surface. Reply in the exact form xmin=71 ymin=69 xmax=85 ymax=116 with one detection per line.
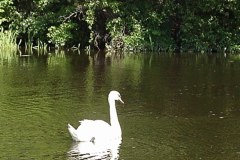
xmin=1 ymin=51 xmax=240 ymax=159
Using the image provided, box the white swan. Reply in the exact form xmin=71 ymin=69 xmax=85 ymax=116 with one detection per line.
xmin=67 ymin=90 xmax=124 ymax=142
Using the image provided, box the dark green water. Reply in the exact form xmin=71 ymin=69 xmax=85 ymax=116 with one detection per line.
xmin=1 ymin=51 xmax=240 ymax=160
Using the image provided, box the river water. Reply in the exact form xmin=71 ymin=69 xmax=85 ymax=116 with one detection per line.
xmin=1 ymin=51 xmax=240 ymax=159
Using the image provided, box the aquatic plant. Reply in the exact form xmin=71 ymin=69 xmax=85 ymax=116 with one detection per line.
xmin=0 ymin=28 xmax=17 ymax=54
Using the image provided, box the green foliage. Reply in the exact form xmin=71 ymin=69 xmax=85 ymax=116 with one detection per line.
xmin=180 ymin=0 xmax=240 ymax=52
xmin=36 ymin=0 xmax=60 ymax=9
xmin=0 ymin=0 xmax=16 ymax=25
xmin=123 ymin=19 xmax=145 ymax=50
xmin=230 ymin=45 xmax=240 ymax=53
xmin=105 ymin=1 xmax=174 ymax=51
xmin=47 ymin=22 xmax=77 ymax=47
xmin=0 ymin=0 xmax=239 ymax=52
xmin=107 ymin=16 xmax=147 ymax=50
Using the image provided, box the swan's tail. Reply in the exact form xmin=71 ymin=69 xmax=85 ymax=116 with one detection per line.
xmin=68 ymin=124 xmax=80 ymax=141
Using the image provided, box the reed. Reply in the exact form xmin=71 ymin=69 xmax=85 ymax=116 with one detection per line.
xmin=23 ymin=36 xmax=49 ymax=55
xmin=0 ymin=28 xmax=18 ymax=54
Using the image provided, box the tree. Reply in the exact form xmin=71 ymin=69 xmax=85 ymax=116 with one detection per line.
xmin=0 ymin=0 xmax=239 ymax=52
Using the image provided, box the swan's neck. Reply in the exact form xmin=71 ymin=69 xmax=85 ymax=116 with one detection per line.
xmin=109 ymin=98 xmax=121 ymax=136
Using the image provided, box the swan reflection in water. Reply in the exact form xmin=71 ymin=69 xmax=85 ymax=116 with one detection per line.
xmin=67 ymin=138 xmax=122 ymax=160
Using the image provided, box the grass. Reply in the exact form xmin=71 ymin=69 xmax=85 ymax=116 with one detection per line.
xmin=0 ymin=29 xmax=50 ymax=57
xmin=0 ymin=28 xmax=18 ymax=57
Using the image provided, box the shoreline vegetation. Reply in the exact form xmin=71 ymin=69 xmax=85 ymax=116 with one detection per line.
xmin=0 ymin=0 xmax=239 ymax=54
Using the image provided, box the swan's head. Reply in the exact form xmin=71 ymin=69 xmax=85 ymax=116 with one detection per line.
xmin=108 ymin=91 xmax=124 ymax=104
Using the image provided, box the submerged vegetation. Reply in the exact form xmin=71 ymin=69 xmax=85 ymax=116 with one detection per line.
xmin=0 ymin=0 xmax=240 ymax=53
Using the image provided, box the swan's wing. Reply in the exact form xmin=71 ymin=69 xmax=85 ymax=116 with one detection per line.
xmin=91 ymin=120 xmax=112 ymax=141
xmin=78 ymin=119 xmax=110 ymax=130
xmin=77 ymin=119 xmax=111 ymax=142
xmin=68 ymin=124 xmax=81 ymax=141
